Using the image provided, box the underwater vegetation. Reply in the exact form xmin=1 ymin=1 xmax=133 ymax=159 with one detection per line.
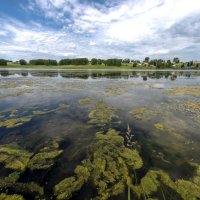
xmin=28 ymin=137 xmax=63 ymax=170
xmin=88 ymin=101 xmax=120 ymax=128
xmin=167 ymin=85 xmax=200 ymax=97
xmin=154 ymin=123 xmax=164 ymax=131
xmin=0 ymin=144 xmax=32 ymax=171
xmin=0 ymin=171 xmax=44 ymax=198
xmin=79 ymin=96 xmax=94 ymax=106
xmin=54 ymin=129 xmax=143 ymax=200
xmin=0 ymin=104 xmax=70 ymax=129
xmin=79 ymin=97 xmax=120 ymax=129
xmin=132 ymin=166 xmax=200 ymax=200
xmin=0 ymin=137 xmax=64 ymax=199
xmin=105 ymin=87 xmax=122 ymax=95
xmin=0 ymin=118 xmax=32 ymax=129
xmin=0 ymin=137 xmax=63 ymax=172
xmin=129 ymin=107 xmax=162 ymax=121
xmin=0 ymin=193 xmax=24 ymax=200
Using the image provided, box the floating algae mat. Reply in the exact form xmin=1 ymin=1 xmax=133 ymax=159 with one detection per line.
xmin=0 ymin=70 xmax=200 ymax=200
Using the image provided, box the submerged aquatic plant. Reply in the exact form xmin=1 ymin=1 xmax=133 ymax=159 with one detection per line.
xmin=0 ymin=193 xmax=24 ymax=200
xmin=28 ymin=138 xmax=63 ymax=170
xmin=32 ymin=103 xmax=70 ymax=115
xmin=88 ymin=101 xmax=120 ymax=128
xmin=79 ymin=96 xmax=94 ymax=105
xmin=0 ymin=117 xmax=32 ymax=128
xmin=0 ymin=172 xmax=44 ymax=198
xmin=132 ymin=167 xmax=200 ymax=200
xmin=54 ymin=129 xmax=143 ymax=200
xmin=0 ymin=145 xmax=32 ymax=171
xmin=166 ymin=85 xmax=200 ymax=97
xmin=154 ymin=123 xmax=164 ymax=131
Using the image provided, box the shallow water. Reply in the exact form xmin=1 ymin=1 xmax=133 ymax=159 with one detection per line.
xmin=0 ymin=69 xmax=200 ymax=200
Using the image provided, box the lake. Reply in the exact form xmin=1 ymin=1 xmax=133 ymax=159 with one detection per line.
xmin=0 ymin=69 xmax=200 ymax=200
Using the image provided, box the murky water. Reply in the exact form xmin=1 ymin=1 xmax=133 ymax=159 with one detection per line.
xmin=0 ymin=69 xmax=200 ymax=200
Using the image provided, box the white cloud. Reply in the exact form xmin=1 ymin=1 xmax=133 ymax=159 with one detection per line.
xmin=1 ymin=0 xmax=200 ymax=60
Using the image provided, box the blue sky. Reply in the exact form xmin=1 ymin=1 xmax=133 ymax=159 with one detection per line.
xmin=0 ymin=0 xmax=200 ymax=61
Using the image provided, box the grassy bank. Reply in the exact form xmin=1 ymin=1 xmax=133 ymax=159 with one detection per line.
xmin=0 ymin=63 xmax=199 ymax=70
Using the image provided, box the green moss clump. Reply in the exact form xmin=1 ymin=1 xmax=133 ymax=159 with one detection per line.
xmin=0 ymin=117 xmax=32 ymax=128
xmin=0 ymin=145 xmax=32 ymax=171
xmin=88 ymin=101 xmax=120 ymax=128
xmin=154 ymin=123 xmax=164 ymax=131
xmin=54 ymin=129 xmax=143 ymax=200
xmin=0 ymin=193 xmax=24 ymax=200
xmin=28 ymin=138 xmax=63 ymax=170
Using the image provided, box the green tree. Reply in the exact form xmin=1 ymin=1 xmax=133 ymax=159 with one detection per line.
xmin=144 ymin=57 xmax=150 ymax=63
xmin=91 ymin=58 xmax=98 ymax=65
xmin=19 ymin=59 xmax=27 ymax=65
xmin=173 ymin=57 xmax=180 ymax=63
xmin=133 ymin=63 xmax=137 ymax=68
xmin=0 ymin=59 xmax=7 ymax=66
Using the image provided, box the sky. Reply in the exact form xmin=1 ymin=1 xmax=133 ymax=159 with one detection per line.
xmin=0 ymin=0 xmax=200 ymax=61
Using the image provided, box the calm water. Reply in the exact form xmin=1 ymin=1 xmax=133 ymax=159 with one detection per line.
xmin=0 ymin=69 xmax=200 ymax=200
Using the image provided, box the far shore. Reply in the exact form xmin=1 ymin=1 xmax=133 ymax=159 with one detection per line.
xmin=0 ymin=64 xmax=199 ymax=71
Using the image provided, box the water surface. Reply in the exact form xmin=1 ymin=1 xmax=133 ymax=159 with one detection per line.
xmin=0 ymin=69 xmax=200 ymax=200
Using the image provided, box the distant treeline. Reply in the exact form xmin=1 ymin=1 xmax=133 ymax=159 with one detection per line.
xmin=0 ymin=57 xmax=199 ymax=68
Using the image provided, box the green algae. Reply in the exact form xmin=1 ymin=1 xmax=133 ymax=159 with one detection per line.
xmin=0 ymin=145 xmax=32 ymax=171
xmin=0 ymin=117 xmax=32 ymax=128
xmin=54 ymin=129 xmax=143 ymax=200
xmin=28 ymin=138 xmax=63 ymax=170
xmin=88 ymin=101 xmax=120 ymax=128
xmin=0 ymin=193 xmax=24 ymax=200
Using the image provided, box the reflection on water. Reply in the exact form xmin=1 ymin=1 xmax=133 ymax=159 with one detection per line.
xmin=0 ymin=69 xmax=200 ymax=200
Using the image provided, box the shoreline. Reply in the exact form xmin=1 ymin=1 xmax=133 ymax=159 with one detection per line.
xmin=0 ymin=67 xmax=200 ymax=72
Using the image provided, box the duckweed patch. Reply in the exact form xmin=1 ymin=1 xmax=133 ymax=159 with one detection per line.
xmin=54 ymin=129 xmax=143 ymax=200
